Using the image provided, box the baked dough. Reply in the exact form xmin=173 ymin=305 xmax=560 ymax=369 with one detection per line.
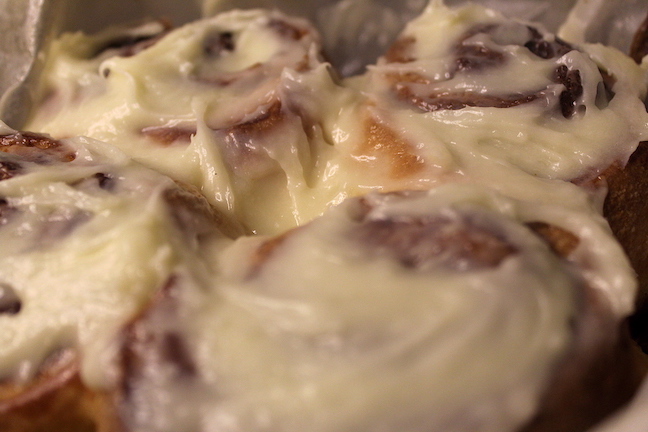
xmin=0 ymin=126 xmax=237 ymax=431
xmin=2 ymin=1 xmax=648 ymax=431
xmin=115 ymin=186 xmax=643 ymax=432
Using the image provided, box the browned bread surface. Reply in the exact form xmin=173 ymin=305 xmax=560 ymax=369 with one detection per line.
xmin=604 ymin=142 xmax=648 ymax=355
xmin=0 ymin=351 xmax=117 ymax=432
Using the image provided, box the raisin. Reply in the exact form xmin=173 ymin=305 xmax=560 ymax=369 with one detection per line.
xmin=525 ymin=39 xmax=555 ymax=59
xmin=94 ymin=172 xmax=114 ymax=190
xmin=204 ymin=31 xmax=235 ymax=57
xmin=553 ymin=65 xmax=583 ymax=118
xmin=0 ymin=283 xmax=21 ymax=315
xmin=524 ymin=26 xmax=573 ymax=59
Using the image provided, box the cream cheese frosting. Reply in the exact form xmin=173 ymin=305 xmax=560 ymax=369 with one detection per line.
xmin=25 ymin=9 xmax=341 ymax=235
xmin=24 ymin=3 xmax=648 ymax=236
xmin=331 ymin=0 xmax=648 ymax=208
xmin=7 ymin=1 xmax=648 ymax=431
xmin=0 ymin=124 xmax=225 ymax=388
xmin=118 ymin=184 xmax=634 ymax=432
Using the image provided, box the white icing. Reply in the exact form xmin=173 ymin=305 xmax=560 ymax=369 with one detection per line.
xmin=8 ymin=1 xmax=648 ymax=430
xmin=0 ymin=133 xmax=220 ymax=387
xmin=26 ymin=9 xmax=337 ymax=235
xmin=127 ymin=184 xmax=632 ymax=432
xmin=26 ymin=3 xmax=648 ymax=239
xmin=344 ymin=1 xmax=648 ymax=185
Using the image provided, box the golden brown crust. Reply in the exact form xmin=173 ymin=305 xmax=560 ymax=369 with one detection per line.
xmin=521 ymin=317 xmax=647 ymax=432
xmin=2 ymin=8 xmax=648 ymax=432
xmin=604 ymin=143 xmax=648 ymax=292
xmin=604 ymin=142 xmax=648 ymax=354
xmin=110 ymin=194 xmax=648 ymax=432
xmin=0 ymin=350 xmax=119 ymax=432
xmin=360 ymin=115 xmax=426 ymax=180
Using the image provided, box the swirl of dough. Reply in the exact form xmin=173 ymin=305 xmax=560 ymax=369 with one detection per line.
xmin=348 ymin=2 xmax=648 ymax=190
xmin=0 ymin=126 xmax=237 ymax=399
xmin=114 ymin=184 xmax=638 ymax=432
xmin=26 ymin=9 xmax=341 ymax=235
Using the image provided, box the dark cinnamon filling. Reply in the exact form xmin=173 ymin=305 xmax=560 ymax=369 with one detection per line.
xmin=267 ymin=18 xmax=310 ymax=41
xmin=163 ymin=183 xmax=243 ymax=239
xmin=38 ymin=211 xmax=92 ymax=245
xmin=0 ymin=132 xmax=75 ymax=164
xmin=92 ymin=20 xmax=172 ymax=59
xmin=203 ymin=31 xmax=235 ymax=57
xmin=119 ymin=276 xmax=198 ymax=406
xmin=383 ymin=23 xmax=619 ymax=119
xmin=454 ymin=43 xmax=505 ymax=73
xmin=140 ymin=125 xmax=195 ymax=146
xmin=0 ymin=199 xmax=15 ymax=226
xmin=0 ymin=283 xmax=21 ymax=316
xmin=217 ymin=101 xmax=285 ymax=177
xmin=396 ymin=84 xmax=539 ymax=112
xmin=526 ymin=222 xmax=580 ymax=258
xmin=383 ymin=36 xmax=416 ymax=64
xmin=350 ymin=214 xmax=517 ymax=271
xmin=0 ymin=160 xmax=22 ymax=181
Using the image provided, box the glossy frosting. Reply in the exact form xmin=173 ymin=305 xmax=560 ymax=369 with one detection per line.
xmin=10 ymin=1 xmax=648 ymax=431
xmin=0 ymin=123 xmax=222 ymax=388
xmin=331 ymin=1 xmax=648 ymax=206
xmin=26 ymin=9 xmax=338 ymax=235
xmin=25 ymin=4 xmax=648 ymax=236
xmin=120 ymin=185 xmax=634 ymax=432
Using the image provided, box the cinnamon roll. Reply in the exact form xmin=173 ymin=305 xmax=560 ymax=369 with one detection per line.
xmin=331 ymin=1 xmax=648 ymax=208
xmin=113 ymin=185 xmax=642 ymax=432
xmin=25 ymin=9 xmax=344 ymax=235
xmin=0 ymin=126 xmax=236 ymax=431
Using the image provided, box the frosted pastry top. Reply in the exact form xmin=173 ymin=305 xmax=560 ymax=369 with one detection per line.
xmin=25 ymin=4 xmax=648 ymax=236
xmin=118 ymin=184 xmax=635 ymax=432
xmin=7 ymin=2 xmax=648 ymax=430
xmin=26 ymin=9 xmax=338 ymax=234
xmin=333 ymin=1 xmax=648 ymax=204
xmin=0 ymin=123 xmax=226 ymax=387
